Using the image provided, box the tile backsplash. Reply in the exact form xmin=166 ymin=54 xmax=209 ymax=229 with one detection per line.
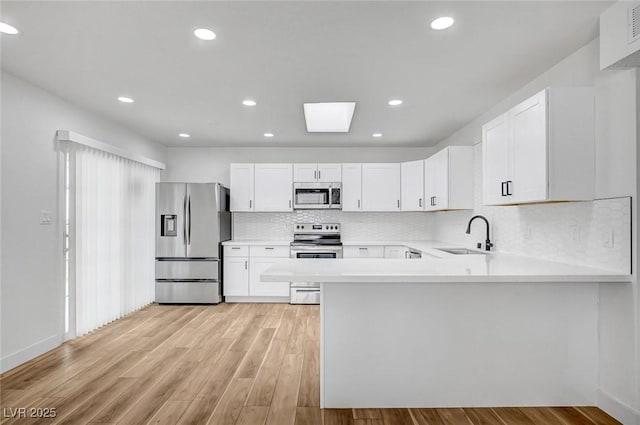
xmin=232 ymin=143 xmax=631 ymax=274
xmin=233 ymin=211 xmax=432 ymax=242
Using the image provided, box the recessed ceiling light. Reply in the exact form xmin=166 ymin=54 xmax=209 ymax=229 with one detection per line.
xmin=264 ymin=133 xmax=274 ymax=138
xmin=242 ymin=99 xmax=257 ymax=106
xmin=194 ymin=28 xmax=216 ymax=41
xmin=0 ymin=22 xmax=19 ymax=35
xmin=372 ymin=133 xmax=383 ymax=138
xmin=388 ymin=99 xmax=403 ymax=106
xmin=117 ymin=96 xmax=134 ymax=103
xmin=303 ymin=102 xmax=356 ymax=133
xmin=178 ymin=133 xmax=191 ymax=138
xmin=430 ymin=16 xmax=454 ymax=30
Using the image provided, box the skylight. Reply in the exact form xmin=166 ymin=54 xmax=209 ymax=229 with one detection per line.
xmin=303 ymin=102 xmax=356 ymax=133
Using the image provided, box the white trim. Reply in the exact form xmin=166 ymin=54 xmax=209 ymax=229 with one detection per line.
xmin=56 ymin=130 xmax=166 ymax=170
xmin=598 ymin=389 xmax=640 ymax=425
xmin=224 ymin=296 xmax=289 ymax=303
xmin=0 ymin=334 xmax=62 ymax=373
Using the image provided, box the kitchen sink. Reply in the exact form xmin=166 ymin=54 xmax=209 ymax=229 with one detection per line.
xmin=435 ymin=247 xmax=490 ymax=255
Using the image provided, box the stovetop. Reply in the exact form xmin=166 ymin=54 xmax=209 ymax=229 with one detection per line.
xmin=291 ymin=223 xmax=341 ymax=246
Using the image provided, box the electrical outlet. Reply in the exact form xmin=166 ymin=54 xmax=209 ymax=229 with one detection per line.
xmin=40 ymin=210 xmax=52 ymax=225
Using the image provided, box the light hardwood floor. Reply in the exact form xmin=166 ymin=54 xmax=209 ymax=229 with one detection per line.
xmin=0 ymin=303 xmax=621 ymax=425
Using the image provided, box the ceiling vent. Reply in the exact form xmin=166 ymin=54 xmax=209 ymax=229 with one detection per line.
xmin=630 ymin=4 xmax=640 ymax=43
xmin=600 ymin=1 xmax=640 ymax=69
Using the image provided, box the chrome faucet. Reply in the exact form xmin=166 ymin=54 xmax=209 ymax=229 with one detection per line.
xmin=466 ymin=215 xmax=493 ymax=251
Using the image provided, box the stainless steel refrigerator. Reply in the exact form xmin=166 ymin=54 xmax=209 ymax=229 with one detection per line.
xmin=155 ymin=183 xmax=230 ymax=304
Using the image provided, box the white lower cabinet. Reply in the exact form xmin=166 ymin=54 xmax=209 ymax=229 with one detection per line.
xmin=224 ymin=244 xmax=289 ymax=299
xmin=224 ymin=257 xmax=249 ymax=296
xmin=383 ymin=245 xmax=409 ymax=259
xmin=249 ymin=258 xmax=290 ymax=296
xmin=343 ymin=245 xmax=384 ymax=258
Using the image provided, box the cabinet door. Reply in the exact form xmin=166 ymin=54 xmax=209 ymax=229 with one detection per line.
xmin=384 ymin=245 xmax=408 ymax=259
xmin=293 ymin=164 xmax=318 ymax=182
xmin=341 ymin=164 xmax=362 ymax=211
xmin=362 ymin=163 xmax=401 ymax=212
xmin=223 ymin=257 xmax=249 ymax=296
xmin=400 ymin=160 xmax=424 ymax=211
xmin=230 ymin=164 xmax=254 ymax=211
xmin=317 ymin=164 xmax=342 ymax=182
xmin=510 ymin=90 xmax=548 ymax=203
xmin=424 ymin=149 xmax=449 ymax=211
xmin=482 ymin=113 xmax=510 ymax=205
xmin=254 ymin=164 xmax=293 ymax=211
xmin=249 ymin=258 xmax=290 ymax=296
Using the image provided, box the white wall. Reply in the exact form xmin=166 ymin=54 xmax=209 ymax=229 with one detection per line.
xmin=163 ymin=147 xmax=435 ymax=185
xmin=433 ymin=38 xmax=638 ymax=424
xmin=0 ymin=71 xmax=167 ymax=373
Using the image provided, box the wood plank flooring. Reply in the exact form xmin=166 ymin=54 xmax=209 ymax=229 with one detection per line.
xmin=0 ymin=303 xmax=621 ymax=425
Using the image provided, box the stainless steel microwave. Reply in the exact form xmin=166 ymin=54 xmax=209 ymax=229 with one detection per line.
xmin=293 ymin=182 xmax=341 ymax=209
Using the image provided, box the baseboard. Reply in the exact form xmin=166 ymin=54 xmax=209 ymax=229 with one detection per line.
xmin=225 ymin=296 xmax=289 ymax=303
xmin=0 ymin=334 xmax=62 ymax=374
xmin=598 ymin=389 xmax=640 ymax=425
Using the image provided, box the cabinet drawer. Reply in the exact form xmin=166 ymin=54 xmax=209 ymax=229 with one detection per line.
xmin=343 ymin=245 xmax=384 ymax=258
xmin=224 ymin=245 xmax=249 ymax=257
xmin=250 ymin=245 xmax=290 ymax=257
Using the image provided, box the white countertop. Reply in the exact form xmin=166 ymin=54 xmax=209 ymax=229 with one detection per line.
xmin=223 ymin=240 xmax=290 ymax=246
xmin=261 ymin=255 xmax=630 ymax=284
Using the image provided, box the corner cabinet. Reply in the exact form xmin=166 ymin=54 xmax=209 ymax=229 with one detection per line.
xmin=361 ymin=163 xmax=401 ymax=212
xmin=482 ymin=87 xmax=595 ymax=206
xmin=230 ymin=164 xmax=254 ymax=211
xmin=424 ymin=146 xmax=474 ymax=211
xmin=254 ymin=164 xmax=294 ymax=211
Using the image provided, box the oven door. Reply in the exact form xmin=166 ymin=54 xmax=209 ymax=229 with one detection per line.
xmin=290 ymin=245 xmax=343 ymax=258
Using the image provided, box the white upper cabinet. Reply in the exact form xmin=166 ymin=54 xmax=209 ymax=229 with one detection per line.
xmin=424 ymin=147 xmax=474 ymax=212
xmin=293 ymin=163 xmax=342 ymax=182
xmin=254 ymin=163 xmax=293 ymax=211
xmin=482 ymin=87 xmax=595 ymax=206
xmin=342 ymin=163 xmax=362 ymax=211
xmin=230 ymin=163 xmax=254 ymax=212
xmin=400 ymin=160 xmax=424 ymax=211
xmin=362 ymin=163 xmax=401 ymax=212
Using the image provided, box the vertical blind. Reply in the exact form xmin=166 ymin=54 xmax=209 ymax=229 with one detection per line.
xmin=68 ymin=143 xmax=159 ymax=336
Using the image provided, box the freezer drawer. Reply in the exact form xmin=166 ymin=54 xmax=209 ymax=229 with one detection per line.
xmin=155 ymin=260 xmax=219 ymax=280
xmin=290 ymin=285 xmax=321 ymax=304
xmin=156 ymin=281 xmax=221 ymax=304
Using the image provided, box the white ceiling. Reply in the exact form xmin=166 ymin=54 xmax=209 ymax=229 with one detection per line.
xmin=1 ymin=1 xmax=610 ymax=147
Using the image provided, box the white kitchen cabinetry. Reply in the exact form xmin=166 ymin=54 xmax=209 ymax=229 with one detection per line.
xmin=361 ymin=163 xmax=401 ymax=212
xmin=341 ymin=164 xmax=362 ymax=211
xmin=223 ymin=257 xmax=249 ymax=296
xmin=482 ymin=87 xmax=595 ymax=206
xmin=293 ymin=163 xmax=342 ymax=182
xmin=249 ymin=246 xmax=289 ymax=297
xmin=424 ymin=146 xmax=474 ymax=212
xmin=383 ymin=245 xmax=409 ymax=259
xmin=230 ymin=163 xmax=254 ymax=212
xmin=401 ymin=160 xmax=424 ymax=211
xmin=254 ymin=164 xmax=293 ymax=211
xmin=343 ymin=245 xmax=384 ymax=258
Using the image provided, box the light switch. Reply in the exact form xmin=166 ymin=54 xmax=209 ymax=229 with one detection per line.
xmin=40 ymin=210 xmax=52 ymax=225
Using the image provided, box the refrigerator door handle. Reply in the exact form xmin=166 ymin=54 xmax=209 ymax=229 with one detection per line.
xmin=188 ymin=195 xmax=192 ymax=245
xmin=183 ymin=193 xmax=188 ymax=255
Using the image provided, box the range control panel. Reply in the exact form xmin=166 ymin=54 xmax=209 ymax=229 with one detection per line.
xmin=294 ymin=223 xmax=340 ymax=233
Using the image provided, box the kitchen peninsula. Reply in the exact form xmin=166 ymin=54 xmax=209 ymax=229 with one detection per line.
xmin=261 ymin=247 xmax=631 ymax=409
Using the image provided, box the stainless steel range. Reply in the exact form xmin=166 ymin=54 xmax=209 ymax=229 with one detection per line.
xmin=290 ymin=223 xmax=342 ymax=304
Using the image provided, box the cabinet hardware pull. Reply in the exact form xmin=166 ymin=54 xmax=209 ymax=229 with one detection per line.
xmin=314 ymin=170 xmax=317 ymax=180
xmin=506 ymin=180 xmax=513 ymax=196
xmin=397 ymin=199 xmax=400 ymax=208
xmin=232 ymin=247 xmax=240 ymax=250
xmin=249 ymin=199 xmax=252 ymax=208
xmin=289 ymin=200 xmax=292 ymax=208
xmin=318 ymin=170 xmax=321 ymax=180
xmin=501 ymin=181 xmax=506 ymax=196
xmin=244 ymin=260 xmax=247 ymax=270
xmin=265 ymin=247 xmax=274 ymax=250
xmin=359 ymin=247 xmax=368 ymax=251
xmin=419 ymin=198 xmax=422 ymax=207
xmin=357 ymin=200 xmax=360 ymax=209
